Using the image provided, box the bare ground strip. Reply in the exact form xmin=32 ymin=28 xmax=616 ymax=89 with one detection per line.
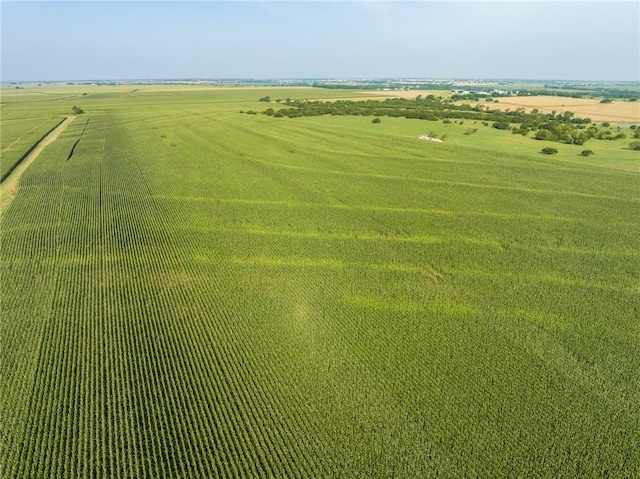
xmin=1 ymin=116 xmax=76 ymax=215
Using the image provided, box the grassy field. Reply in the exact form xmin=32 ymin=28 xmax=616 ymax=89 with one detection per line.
xmin=1 ymin=85 xmax=639 ymax=478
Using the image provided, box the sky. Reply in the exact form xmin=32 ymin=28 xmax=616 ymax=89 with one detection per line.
xmin=2 ymin=1 xmax=639 ymax=82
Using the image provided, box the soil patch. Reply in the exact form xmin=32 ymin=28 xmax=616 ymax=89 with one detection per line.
xmin=419 ymin=135 xmax=444 ymax=143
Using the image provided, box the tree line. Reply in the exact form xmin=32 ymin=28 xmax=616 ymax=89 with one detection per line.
xmin=252 ymin=96 xmax=640 ymax=147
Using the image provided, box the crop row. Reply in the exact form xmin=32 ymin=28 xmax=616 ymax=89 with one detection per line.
xmin=2 ymin=108 xmax=638 ymax=478
xmin=2 ymin=115 xmax=327 ymax=478
xmin=1 ymin=116 xmax=66 ymax=181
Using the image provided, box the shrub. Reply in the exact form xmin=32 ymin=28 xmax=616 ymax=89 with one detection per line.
xmin=372 ymin=117 xmax=381 ymax=124
xmin=541 ymin=147 xmax=558 ymax=155
xmin=596 ymin=130 xmax=613 ymax=140
xmin=629 ymin=141 xmax=640 ymax=151
xmin=580 ymin=150 xmax=594 ymax=156
xmin=534 ymin=130 xmax=554 ymax=141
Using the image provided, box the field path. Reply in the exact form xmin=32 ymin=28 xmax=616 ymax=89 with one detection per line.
xmin=1 ymin=115 xmax=75 ymax=215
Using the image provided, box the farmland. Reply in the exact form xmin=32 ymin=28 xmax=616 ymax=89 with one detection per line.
xmin=463 ymin=95 xmax=640 ymax=123
xmin=1 ymin=116 xmax=66 ymax=181
xmin=1 ymin=85 xmax=639 ymax=478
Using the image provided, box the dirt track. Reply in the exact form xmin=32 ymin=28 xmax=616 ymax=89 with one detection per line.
xmin=1 ymin=116 xmax=75 ymax=215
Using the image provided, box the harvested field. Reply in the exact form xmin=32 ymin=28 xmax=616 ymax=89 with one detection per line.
xmin=474 ymin=96 xmax=640 ymax=123
xmin=317 ymin=90 xmax=453 ymax=102
xmin=366 ymin=89 xmax=452 ymax=99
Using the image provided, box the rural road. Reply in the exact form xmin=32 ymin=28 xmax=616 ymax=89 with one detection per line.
xmin=0 ymin=115 xmax=76 ymax=215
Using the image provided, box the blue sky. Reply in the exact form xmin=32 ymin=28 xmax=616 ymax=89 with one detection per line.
xmin=2 ymin=1 xmax=639 ymax=81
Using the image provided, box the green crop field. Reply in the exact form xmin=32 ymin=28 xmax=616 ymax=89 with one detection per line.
xmin=0 ymin=116 xmax=65 ymax=181
xmin=1 ymin=85 xmax=639 ymax=478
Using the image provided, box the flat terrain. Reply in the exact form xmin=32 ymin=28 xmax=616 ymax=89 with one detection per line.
xmin=1 ymin=116 xmax=74 ymax=213
xmin=1 ymin=116 xmax=65 ymax=180
xmin=367 ymin=89 xmax=453 ymax=99
xmin=470 ymin=95 xmax=640 ymax=123
xmin=1 ymin=85 xmax=639 ymax=478
xmin=308 ymin=90 xmax=640 ymax=123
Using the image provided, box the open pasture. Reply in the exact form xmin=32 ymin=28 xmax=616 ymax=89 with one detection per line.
xmin=1 ymin=86 xmax=639 ymax=478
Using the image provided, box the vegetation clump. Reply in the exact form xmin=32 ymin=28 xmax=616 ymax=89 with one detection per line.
xmin=541 ymin=147 xmax=558 ymax=155
xmin=262 ymin=97 xmax=611 ymax=147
